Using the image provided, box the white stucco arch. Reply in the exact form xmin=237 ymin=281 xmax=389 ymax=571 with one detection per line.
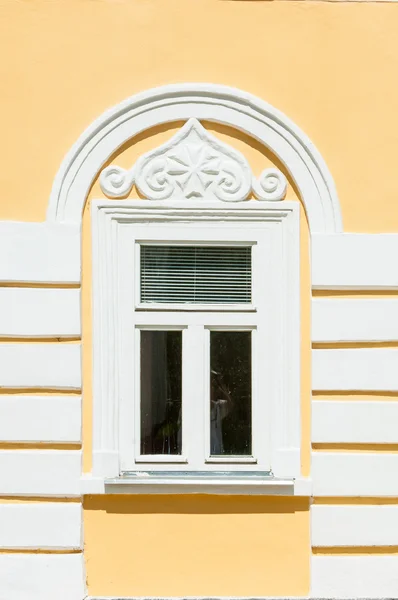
xmin=47 ymin=83 xmax=342 ymax=234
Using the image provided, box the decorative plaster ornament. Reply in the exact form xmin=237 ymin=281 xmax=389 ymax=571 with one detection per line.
xmin=100 ymin=118 xmax=287 ymax=202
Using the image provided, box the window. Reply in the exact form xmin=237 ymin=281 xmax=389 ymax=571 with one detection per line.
xmin=134 ymin=241 xmax=258 ymax=470
xmin=90 ymin=116 xmax=301 ymax=492
xmin=91 ymin=200 xmax=301 ymax=491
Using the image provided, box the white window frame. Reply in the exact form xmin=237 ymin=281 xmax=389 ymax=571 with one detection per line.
xmin=89 ymin=199 xmax=303 ymax=494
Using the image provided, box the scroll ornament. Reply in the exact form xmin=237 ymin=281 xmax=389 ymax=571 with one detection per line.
xmin=100 ymin=119 xmax=287 ymax=202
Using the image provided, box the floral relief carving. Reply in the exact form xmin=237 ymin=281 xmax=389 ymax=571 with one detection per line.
xmin=100 ymin=118 xmax=287 ymax=202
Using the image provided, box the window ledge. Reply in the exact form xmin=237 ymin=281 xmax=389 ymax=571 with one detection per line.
xmin=80 ymin=473 xmax=312 ymax=496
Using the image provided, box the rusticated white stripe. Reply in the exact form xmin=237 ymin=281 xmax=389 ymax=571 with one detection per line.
xmin=311 ymin=555 xmax=398 ymax=598
xmin=312 ymin=348 xmax=398 ymax=391
xmin=0 ymin=396 xmax=81 ymax=443
xmin=0 ymin=450 xmax=81 ymax=497
xmin=0 ymin=222 xmax=80 ymax=284
xmin=0 ymin=553 xmax=85 ymax=600
xmin=312 ymin=233 xmax=398 ymax=290
xmin=312 ymin=452 xmax=398 ymax=497
xmin=0 ymin=502 xmax=82 ymax=549
xmin=312 ymin=504 xmax=398 ymax=547
xmin=312 ymin=400 xmax=398 ymax=444
xmin=0 ymin=287 xmax=81 ymax=338
xmin=0 ymin=343 xmax=81 ymax=389
xmin=312 ymin=298 xmax=398 ymax=342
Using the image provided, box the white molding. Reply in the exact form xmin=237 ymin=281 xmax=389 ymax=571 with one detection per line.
xmin=91 ymin=200 xmax=301 ymax=484
xmin=312 ymin=348 xmax=398 ymax=391
xmin=81 ymin=474 xmax=312 ymax=496
xmin=312 ymin=400 xmax=398 ymax=443
xmin=312 ymin=233 xmax=398 ymax=290
xmin=312 ymin=504 xmax=398 ymax=547
xmin=0 ymin=287 xmax=81 ymax=338
xmin=0 ymin=502 xmax=82 ymax=549
xmin=48 ymin=83 xmax=342 ymax=234
xmin=0 ymin=222 xmax=80 ymax=284
xmin=0 ymin=343 xmax=81 ymax=389
xmin=0 ymin=553 xmax=85 ymax=600
xmin=0 ymin=396 xmax=81 ymax=443
xmin=312 ymin=452 xmax=398 ymax=496
xmin=100 ymin=118 xmax=287 ymax=203
xmin=104 ymin=476 xmax=298 ymax=496
xmin=0 ymin=450 xmax=81 ymax=497
xmin=312 ymin=298 xmax=398 ymax=342
xmin=311 ymin=555 xmax=398 ymax=598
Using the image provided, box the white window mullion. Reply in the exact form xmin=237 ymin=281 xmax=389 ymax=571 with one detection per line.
xmin=183 ymin=325 xmax=206 ymax=469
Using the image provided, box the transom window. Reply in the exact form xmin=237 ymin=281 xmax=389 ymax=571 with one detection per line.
xmin=140 ymin=244 xmax=252 ymax=305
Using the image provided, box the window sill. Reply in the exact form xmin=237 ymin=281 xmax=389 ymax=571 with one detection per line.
xmin=80 ymin=473 xmax=312 ymax=496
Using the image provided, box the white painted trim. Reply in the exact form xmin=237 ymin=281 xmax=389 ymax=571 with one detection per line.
xmin=0 ymin=287 xmax=81 ymax=338
xmin=0 ymin=396 xmax=82 ymax=443
xmin=312 ymin=348 xmax=398 ymax=391
xmin=0 ymin=502 xmax=82 ymax=549
xmin=91 ymin=200 xmax=301 ymax=484
xmin=48 ymin=83 xmax=342 ymax=234
xmin=312 ymin=452 xmax=398 ymax=496
xmin=312 ymin=298 xmax=398 ymax=343
xmin=312 ymin=233 xmax=398 ymax=290
xmin=81 ymin=474 xmax=312 ymax=496
xmin=311 ymin=555 xmax=398 ymax=598
xmin=0 ymin=222 xmax=80 ymax=284
xmin=312 ymin=503 xmax=398 ymax=547
xmin=0 ymin=450 xmax=82 ymax=497
xmin=100 ymin=118 xmax=287 ymax=203
xmin=0 ymin=553 xmax=85 ymax=600
xmin=312 ymin=400 xmax=398 ymax=443
xmin=0 ymin=343 xmax=81 ymax=389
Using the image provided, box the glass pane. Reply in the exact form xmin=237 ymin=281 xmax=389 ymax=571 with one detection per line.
xmin=210 ymin=331 xmax=252 ymax=456
xmin=140 ymin=245 xmax=251 ymax=304
xmin=140 ymin=330 xmax=182 ymax=455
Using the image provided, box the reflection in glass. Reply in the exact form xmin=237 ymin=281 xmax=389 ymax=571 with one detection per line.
xmin=210 ymin=331 xmax=252 ymax=456
xmin=140 ymin=330 xmax=182 ymax=455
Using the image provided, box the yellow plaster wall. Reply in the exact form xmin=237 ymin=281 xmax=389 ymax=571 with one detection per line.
xmin=2 ymin=0 xmax=398 ymax=231
xmin=83 ymin=495 xmax=310 ymax=597
xmin=2 ymin=0 xmax=398 ymax=596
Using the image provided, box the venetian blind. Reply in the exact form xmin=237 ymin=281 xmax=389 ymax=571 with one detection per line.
xmin=140 ymin=245 xmax=252 ymax=304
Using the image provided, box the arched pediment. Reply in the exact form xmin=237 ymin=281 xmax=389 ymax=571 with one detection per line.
xmin=47 ymin=83 xmax=342 ymax=233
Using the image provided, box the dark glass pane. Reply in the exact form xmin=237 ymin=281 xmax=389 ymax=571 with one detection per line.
xmin=210 ymin=331 xmax=252 ymax=456
xmin=140 ymin=330 xmax=182 ymax=455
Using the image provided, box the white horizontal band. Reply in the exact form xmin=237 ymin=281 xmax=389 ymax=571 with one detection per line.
xmin=312 ymin=555 xmax=398 ymax=598
xmin=312 ymin=348 xmax=398 ymax=391
xmin=312 ymin=452 xmax=398 ymax=497
xmin=0 ymin=343 xmax=81 ymax=389
xmin=0 ymin=222 xmax=80 ymax=284
xmin=0 ymin=287 xmax=81 ymax=338
xmin=312 ymin=233 xmax=398 ymax=290
xmin=312 ymin=503 xmax=398 ymax=547
xmin=0 ymin=396 xmax=81 ymax=443
xmin=0 ymin=502 xmax=82 ymax=549
xmin=0 ymin=450 xmax=81 ymax=497
xmin=312 ymin=400 xmax=398 ymax=444
xmin=312 ymin=298 xmax=398 ymax=343
xmin=0 ymin=553 xmax=85 ymax=600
